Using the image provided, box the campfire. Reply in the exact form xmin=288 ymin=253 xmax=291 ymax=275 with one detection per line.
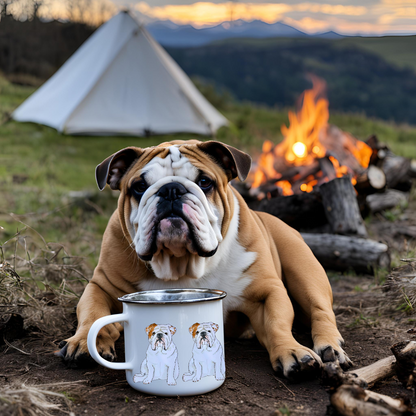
xmin=239 ymin=76 xmax=414 ymax=273
xmin=250 ymin=77 xmax=374 ymax=199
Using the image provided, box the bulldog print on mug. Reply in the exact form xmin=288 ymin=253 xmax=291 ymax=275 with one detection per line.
xmin=183 ymin=322 xmax=225 ymax=383
xmin=133 ymin=324 xmax=180 ymax=386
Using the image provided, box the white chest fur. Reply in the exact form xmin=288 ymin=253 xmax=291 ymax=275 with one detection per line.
xmin=138 ymin=194 xmax=257 ymax=318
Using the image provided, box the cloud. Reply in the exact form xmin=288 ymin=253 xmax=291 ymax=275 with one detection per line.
xmin=135 ymin=2 xmax=367 ymax=26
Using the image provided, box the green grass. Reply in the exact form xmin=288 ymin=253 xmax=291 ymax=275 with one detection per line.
xmin=1 ymin=75 xmax=416 ymax=267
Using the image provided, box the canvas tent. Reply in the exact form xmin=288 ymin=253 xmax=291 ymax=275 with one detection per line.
xmin=12 ymin=11 xmax=228 ymax=136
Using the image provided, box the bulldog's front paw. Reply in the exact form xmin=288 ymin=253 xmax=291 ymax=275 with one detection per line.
xmin=55 ymin=331 xmax=116 ymax=368
xmin=272 ymin=344 xmax=322 ymax=381
xmin=314 ymin=339 xmax=352 ymax=370
xmin=192 ymin=377 xmax=201 ymax=383
xmin=215 ymin=375 xmax=225 ymax=381
xmin=167 ymin=379 xmax=177 ymax=386
xmin=143 ymin=378 xmax=152 ymax=384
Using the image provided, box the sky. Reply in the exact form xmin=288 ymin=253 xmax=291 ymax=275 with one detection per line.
xmin=129 ymin=0 xmax=416 ymax=35
xmin=24 ymin=0 xmax=416 ymax=35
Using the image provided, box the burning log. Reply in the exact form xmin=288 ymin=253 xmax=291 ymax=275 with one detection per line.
xmin=366 ymin=190 xmax=409 ymax=214
xmin=319 ymin=176 xmax=367 ymax=237
xmin=301 ymin=233 xmax=390 ymax=272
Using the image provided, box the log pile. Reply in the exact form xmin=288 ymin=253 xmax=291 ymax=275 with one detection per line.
xmin=322 ymin=341 xmax=416 ymax=415
xmin=242 ymin=132 xmax=415 ymax=272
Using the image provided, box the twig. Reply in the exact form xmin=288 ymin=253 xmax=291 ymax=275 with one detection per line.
xmin=273 ymin=376 xmax=296 ymax=397
xmin=3 ymin=338 xmax=31 ymax=356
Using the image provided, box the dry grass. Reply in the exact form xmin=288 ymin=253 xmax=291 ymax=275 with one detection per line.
xmin=0 ymin=380 xmax=86 ymax=416
xmin=385 ymin=260 xmax=416 ymax=314
xmin=0 ymin=220 xmax=89 ymax=344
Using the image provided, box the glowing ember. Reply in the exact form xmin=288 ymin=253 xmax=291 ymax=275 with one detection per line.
xmin=292 ymin=142 xmax=307 ymax=158
xmin=250 ymin=76 xmax=372 ymax=198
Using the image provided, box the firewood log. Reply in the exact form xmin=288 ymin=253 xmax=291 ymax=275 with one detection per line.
xmin=256 ymin=192 xmax=327 ymax=230
xmin=391 ymin=340 xmax=416 ymax=390
xmin=366 ymin=190 xmax=409 ymax=214
xmin=301 ymin=233 xmax=390 ymax=272
xmin=323 ymin=354 xmax=412 ymax=416
xmin=383 ymin=154 xmax=412 ymax=191
xmin=319 ymin=176 xmax=367 ymax=237
xmin=355 ymin=165 xmax=386 ymax=195
xmin=330 ymin=385 xmax=411 ymax=416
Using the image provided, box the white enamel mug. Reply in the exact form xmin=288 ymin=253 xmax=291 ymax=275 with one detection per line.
xmin=87 ymin=288 xmax=227 ymax=396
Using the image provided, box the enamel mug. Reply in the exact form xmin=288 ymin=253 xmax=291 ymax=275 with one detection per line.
xmin=87 ymin=288 xmax=227 ymax=396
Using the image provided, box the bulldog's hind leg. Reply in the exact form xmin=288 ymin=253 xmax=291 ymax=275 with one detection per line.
xmin=133 ymin=360 xmax=148 ymax=383
xmin=56 ymin=282 xmax=122 ymax=368
xmin=182 ymin=359 xmax=196 ymax=382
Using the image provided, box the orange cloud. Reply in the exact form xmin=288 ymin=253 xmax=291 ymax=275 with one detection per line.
xmin=135 ymin=2 xmax=367 ymax=26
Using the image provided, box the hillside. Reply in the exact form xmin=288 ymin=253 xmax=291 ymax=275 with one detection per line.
xmin=167 ymin=37 xmax=416 ymax=125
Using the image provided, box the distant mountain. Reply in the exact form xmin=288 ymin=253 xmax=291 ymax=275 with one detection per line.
xmin=145 ymin=19 xmax=342 ymax=47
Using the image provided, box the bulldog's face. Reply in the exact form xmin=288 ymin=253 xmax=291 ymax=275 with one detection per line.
xmin=146 ymin=323 xmax=176 ymax=351
xmin=96 ymin=140 xmax=251 ymax=281
xmin=189 ymin=322 xmax=219 ymax=349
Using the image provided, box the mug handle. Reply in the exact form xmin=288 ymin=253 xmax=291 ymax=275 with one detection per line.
xmin=87 ymin=313 xmax=133 ymax=370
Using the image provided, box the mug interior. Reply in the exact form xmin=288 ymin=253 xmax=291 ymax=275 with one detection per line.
xmin=119 ymin=288 xmax=227 ymax=304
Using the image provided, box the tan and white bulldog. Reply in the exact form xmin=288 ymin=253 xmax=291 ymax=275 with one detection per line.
xmin=133 ymin=323 xmax=179 ymax=386
xmin=57 ymin=140 xmax=351 ymax=379
xmin=183 ymin=322 xmax=225 ymax=382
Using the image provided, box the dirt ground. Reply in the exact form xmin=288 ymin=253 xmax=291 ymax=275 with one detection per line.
xmin=1 ymin=270 xmax=415 ymax=416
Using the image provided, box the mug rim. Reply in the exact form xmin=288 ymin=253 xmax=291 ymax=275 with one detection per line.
xmin=118 ymin=288 xmax=227 ymax=304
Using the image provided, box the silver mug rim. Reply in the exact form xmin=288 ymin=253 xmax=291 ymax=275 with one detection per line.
xmin=118 ymin=288 xmax=227 ymax=305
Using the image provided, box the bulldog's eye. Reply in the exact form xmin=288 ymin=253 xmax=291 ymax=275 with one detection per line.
xmin=164 ymin=332 xmax=168 ymax=335
xmin=131 ymin=180 xmax=148 ymax=196
xmin=196 ymin=331 xmax=199 ymax=335
xmin=152 ymin=332 xmax=155 ymax=335
xmin=198 ymin=176 xmax=213 ymax=191
xmin=208 ymin=330 xmax=211 ymax=333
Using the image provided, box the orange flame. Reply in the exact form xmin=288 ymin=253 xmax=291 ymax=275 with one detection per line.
xmin=250 ymin=77 xmax=372 ymax=197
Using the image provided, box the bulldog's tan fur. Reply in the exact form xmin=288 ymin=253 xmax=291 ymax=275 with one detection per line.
xmin=57 ymin=140 xmax=350 ymax=379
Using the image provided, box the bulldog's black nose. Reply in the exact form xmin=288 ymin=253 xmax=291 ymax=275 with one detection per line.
xmin=200 ymin=331 xmax=207 ymax=338
xmin=157 ymin=183 xmax=187 ymax=201
xmin=157 ymin=333 xmax=163 ymax=339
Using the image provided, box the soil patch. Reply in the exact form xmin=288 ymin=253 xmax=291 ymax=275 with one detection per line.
xmin=1 ymin=275 xmax=415 ymax=416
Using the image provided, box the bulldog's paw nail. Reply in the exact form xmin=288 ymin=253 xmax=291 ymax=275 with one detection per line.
xmin=321 ymin=346 xmax=336 ymax=363
xmin=55 ymin=343 xmax=68 ymax=358
xmin=300 ymin=355 xmax=313 ymax=364
xmin=58 ymin=340 xmax=68 ymax=349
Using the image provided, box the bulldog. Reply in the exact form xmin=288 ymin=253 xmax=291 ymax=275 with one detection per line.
xmin=183 ymin=322 xmax=225 ymax=382
xmin=57 ymin=140 xmax=351 ymax=379
xmin=133 ymin=323 xmax=179 ymax=385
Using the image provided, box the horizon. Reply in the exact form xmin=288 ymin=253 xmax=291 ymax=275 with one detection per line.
xmin=5 ymin=0 xmax=416 ymax=37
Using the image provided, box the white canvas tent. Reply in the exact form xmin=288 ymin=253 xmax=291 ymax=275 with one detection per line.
xmin=12 ymin=11 xmax=228 ymax=136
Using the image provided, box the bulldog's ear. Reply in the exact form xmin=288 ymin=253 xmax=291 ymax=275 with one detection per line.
xmin=145 ymin=323 xmax=157 ymax=337
xmin=210 ymin=322 xmax=219 ymax=332
xmin=189 ymin=323 xmax=200 ymax=336
xmin=95 ymin=147 xmax=143 ymax=191
xmin=198 ymin=141 xmax=252 ymax=182
xmin=169 ymin=325 xmax=177 ymax=335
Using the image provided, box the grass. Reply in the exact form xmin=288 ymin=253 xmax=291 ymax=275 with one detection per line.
xmin=1 ymin=74 xmax=416 ymax=268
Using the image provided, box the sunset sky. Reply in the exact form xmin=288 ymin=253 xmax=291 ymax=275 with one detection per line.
xmin=130 ymin=0 xmax=416 ymax=35
xmin=32 ymin=0 xmax=416 ymax=35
